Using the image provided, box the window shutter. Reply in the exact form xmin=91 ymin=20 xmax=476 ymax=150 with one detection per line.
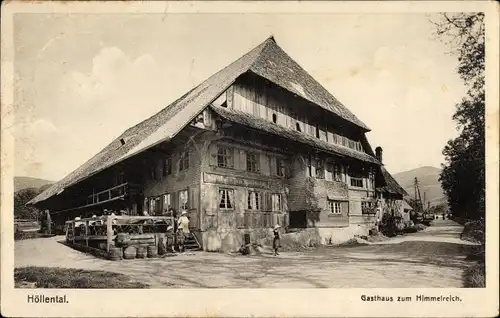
xmin=260 ymin=154 xmax=270 ymax=175
xmin=190 ymin=186 xmax=199 ymax=212
xmin=266 ymin=192 xmax=272 ymax=212
xmin=270 ymin=156 xmax=277 ymax=176
xmin=232 ymin=148 xmax=238 ymax=170
xmin=342 ymin=201 xmax=349 ymax=216
xmin=240 ymin=150 xmax=247 ymax=171
xmin=209 ymin=144 xmax=217 ymax=167
xmin=282 ymin=194 xmax=288 ymax=212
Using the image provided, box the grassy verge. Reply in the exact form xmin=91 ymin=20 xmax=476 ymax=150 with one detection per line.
xmin=463 ymin=261 xmax=485 ymax=288
xmin=460 ymin=219 xmax=485 ymax=288
xmin=14 ymin=231 xmax=55 ymax=241
xmin=15 ymin=266 xmax=149 ymax=288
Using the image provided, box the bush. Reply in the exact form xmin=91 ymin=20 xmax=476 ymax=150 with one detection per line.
xmin=462 ymin=220 xmax=485 ymax=243
xmin=368 ymin=227 xmax=379 ymax=236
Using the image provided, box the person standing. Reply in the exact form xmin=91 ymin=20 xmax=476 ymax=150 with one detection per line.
xmin=273 ymin=224 xmax=281 ymax=256
xmin=177 ymin=210 xmax=190 ymax=252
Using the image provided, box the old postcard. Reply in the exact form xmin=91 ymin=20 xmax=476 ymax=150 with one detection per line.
xmin=1 ymin=1 xmax=498 ymax=317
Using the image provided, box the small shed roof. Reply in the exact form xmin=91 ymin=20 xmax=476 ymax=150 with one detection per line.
xmin=377 ymin=166 xmax=409 ymax=197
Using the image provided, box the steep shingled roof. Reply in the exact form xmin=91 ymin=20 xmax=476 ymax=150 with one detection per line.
xmin=249 ymin=38 xmax=370 ymax=130
xmin=211 ymin=106 xmax=379 ymax=164
xmin=29 ymin=36 xmax=370 ymax=205
xmin=377 ymin=166 xmax=409 ymax=197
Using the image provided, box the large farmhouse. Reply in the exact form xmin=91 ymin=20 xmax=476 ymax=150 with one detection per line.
xmin=29 ymin=36 xmax=407 ymax=252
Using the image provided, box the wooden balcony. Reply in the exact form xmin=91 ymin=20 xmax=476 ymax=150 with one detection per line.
xmin=53 ymin=182 xmax=143 ymax=215
xmin=85 ymin=182 xmax=142 ymax=205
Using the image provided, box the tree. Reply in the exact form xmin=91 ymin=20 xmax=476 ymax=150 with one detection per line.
xmin=431 ymin=13 xmax=485 ymax=220
xmin=14 ymin=188 xmax=41 ymax=220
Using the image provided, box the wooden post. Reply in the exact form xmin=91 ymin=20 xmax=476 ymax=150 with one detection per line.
xmin=85 ymin=220 xmax=89 ymax=247
xmin=45 ymin=210 xmax=51 ymax=234
xmin=106 ymin=216 xmax=113 ymax=253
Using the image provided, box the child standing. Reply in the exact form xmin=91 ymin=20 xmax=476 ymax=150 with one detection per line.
xmin=273 ymin=224 xmax=281 ymax=256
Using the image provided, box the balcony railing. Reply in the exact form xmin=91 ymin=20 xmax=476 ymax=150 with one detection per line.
xmin=53 ymin=182 xmax=143 ymax=215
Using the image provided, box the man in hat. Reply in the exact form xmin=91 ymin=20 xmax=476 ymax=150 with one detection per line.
xmin=177 ymin=210 xmax=190 ymax=252
xmin=273 ymin=224 xmax=281 ymax=256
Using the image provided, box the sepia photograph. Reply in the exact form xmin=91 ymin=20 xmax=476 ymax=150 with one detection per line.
xmin=1 ymin=1 xmax=498 ymax=317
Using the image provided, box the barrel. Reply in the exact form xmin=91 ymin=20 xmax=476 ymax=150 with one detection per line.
xmin=108 ymin=247 xmax=123 ymax=261
xmin=147 ymin=244 xmax=158 ymax=258
xmin=115 ymin=233 xmax=131 ymax=247
xmin=123 ymin=245 xmax=137 ymax=259
xmin=136 ymin=245 xmax=147 ymax=258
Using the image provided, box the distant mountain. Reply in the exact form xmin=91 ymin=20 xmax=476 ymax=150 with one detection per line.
xmin=393 ymin=166 xmax=447 ymax=207
xmin=14 ymin=176 xmax=54 ymax=192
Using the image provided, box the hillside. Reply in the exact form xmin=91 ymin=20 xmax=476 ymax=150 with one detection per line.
xmin=393 ymin=166 xmax=447 ymax=207
xmin=14 ymin=176 xmax=53 ymax=192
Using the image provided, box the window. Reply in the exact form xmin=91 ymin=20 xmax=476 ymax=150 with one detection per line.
xmin=221 ymin=101 xmax=228 ymax=108
xmin=342 ymin=136 xmax=348 ymax=147
xmin=307 ymin=157 xmax=313 ymax=177
xmin=143 ymin=197 xmax=149 ymax=215
xmin=315 ymin=159 xmax=325 ymax=179
xmin=296 ymin=122 xmax=301 ymax=132
xmin=149 ymin=198 xmax=156 ymax=215
xmin=325 ymin=164 xmax=333 ymax=181
xmin=362 ymin=201 xmax=376 ymax=214
xmin=333 ymin=164 xmax=342 ymax=181
xmin=315 ymin=125 xmax=320 ymax=138
xmin=356 ymin=142 xmax=363 ymax=152
xmin=272 ymin=113 xmax=277 ymax=124
xmin=163 ymin=157 xmax=172 ymax=177
xmin=217 ymin=147 xmax=234 ymax=168
xmin=179 ymin=190 xmax=189 ymax=210
xmin=328 ymin=200 xmax=342 ymax=214
xmin=271 ymin=193 xmax=282 ymax=211
xmin=163 ymin=193 xmax=171 ymax=213
xmin=247 ymin=191 xmax=261 ymax=210
xmin=246 ymin=152 xmax=260 ymax=172
xmin=348 ymin=139 xmax=355 ymax=149
xmin=331 ymin=134 xmax=339 ymax=144
xmin=219 ymin=189 xmax=234 ymax=209
xmin=179 ymin=152 xmax=189 ymax=171
xmin=350 ymin=177 xmax=363 ymax=188
xmin=276 ymin=158 xmax=286 ymax=177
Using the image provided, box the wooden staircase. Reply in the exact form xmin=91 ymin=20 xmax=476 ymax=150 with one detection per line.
xmin=183 ymin=233 xmax=202 ymax=251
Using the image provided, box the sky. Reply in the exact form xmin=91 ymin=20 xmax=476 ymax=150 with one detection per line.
xmin=13 ymin=12 xmax=466 ymax=181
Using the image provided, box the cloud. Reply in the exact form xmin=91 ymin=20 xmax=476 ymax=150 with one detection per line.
xmin=16 ymin=47 xmax=174 ymax=179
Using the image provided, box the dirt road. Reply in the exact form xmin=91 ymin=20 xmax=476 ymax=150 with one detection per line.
xmin=15 ymin=219 xmax=476 ymax=288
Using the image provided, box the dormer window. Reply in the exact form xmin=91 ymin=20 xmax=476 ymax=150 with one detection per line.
xmin=272 ymin=113 xmax=277 ymax=124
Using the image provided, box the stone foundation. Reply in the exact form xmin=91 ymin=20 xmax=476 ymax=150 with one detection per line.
xmin=201 ymin=223 xmax=374 ymax=252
